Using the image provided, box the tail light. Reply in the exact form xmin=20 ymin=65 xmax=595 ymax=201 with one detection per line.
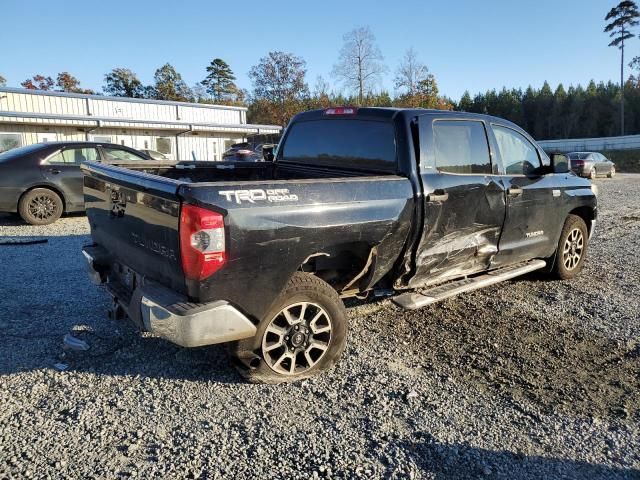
xmin=324 ymin=107 xmax=358 ymax=115
xmin=179 ymin=204 xmax=225 ymax=281
xmin=237 ymin=149 xmax=253 ymax=154
xmin=573 ymin=159 xmax=584 ymax=166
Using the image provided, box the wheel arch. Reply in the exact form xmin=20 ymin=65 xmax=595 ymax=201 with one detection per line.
xmin=19 ymin=184 xmax=67 ymax=212
xmin=298 ymin=241 xmax=377 ymax=295
xmin=568 ymin=206 xmax=595 ymax=236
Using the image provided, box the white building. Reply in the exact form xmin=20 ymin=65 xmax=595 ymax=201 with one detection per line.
xmin=0 ymin=87 xmax=281 ymax=160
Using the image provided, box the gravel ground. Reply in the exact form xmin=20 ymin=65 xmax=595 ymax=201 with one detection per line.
xmin=0 ymin=175 xmax=638 ymax=479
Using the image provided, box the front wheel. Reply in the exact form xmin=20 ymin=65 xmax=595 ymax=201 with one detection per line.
xmin=551 ymin=214 xmax=589 ymax=280
xmin=231 ymin=272 xmax=348 ymax=384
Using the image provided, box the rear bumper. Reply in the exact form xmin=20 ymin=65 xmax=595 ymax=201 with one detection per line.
xmin=82 ymin=246 xmax=256 ymax=347
xmin=139 ymin=295 xmax=256 ymax=347
xmin=571 ymin=166 xmax=592 ymax=177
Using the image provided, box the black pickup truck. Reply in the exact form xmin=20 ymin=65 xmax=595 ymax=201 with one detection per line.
xmin=81 ymin=107 xmax=597 ymax=383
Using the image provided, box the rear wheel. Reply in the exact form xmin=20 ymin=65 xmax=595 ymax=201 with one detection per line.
xmin=231 ymin=272 xmax=348 ymax=384
xmin=18 ymin=188 xmax=63 ymax=225
xmin=608 ymin=166 xmax=615 ymax=178
xmin=551 ymin=214 xmax=588 ymax=280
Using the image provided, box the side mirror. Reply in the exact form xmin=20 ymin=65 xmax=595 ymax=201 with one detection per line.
xmin=262 ymin=144 xmax=275 ymax=162
xmin=550 ymin=153 xmax=569 ymax=174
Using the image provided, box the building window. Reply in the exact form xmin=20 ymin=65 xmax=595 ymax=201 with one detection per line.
xmin=0 ymin=133 xmax=23 ymax=153
xmin=37 ymin=133 xmax=57 ymax=143
xmin=156 ymin=137 xmax=172 ymax=155
xmin=91 ymin=135 xmax=112 ymax=144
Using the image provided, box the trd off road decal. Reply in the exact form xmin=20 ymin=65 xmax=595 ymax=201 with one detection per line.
xmin=219 ymin=189 xmax=299 ymax=204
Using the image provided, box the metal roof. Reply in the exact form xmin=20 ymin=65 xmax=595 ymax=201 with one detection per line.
xmin=0 ymin=86 xmax=248 ymax=112
xmin=0 ymin=110 xmax=281 ymax=134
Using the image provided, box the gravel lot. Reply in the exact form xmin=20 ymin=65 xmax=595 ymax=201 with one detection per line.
xmin=0 ymin=175 xmax=638 ymax=479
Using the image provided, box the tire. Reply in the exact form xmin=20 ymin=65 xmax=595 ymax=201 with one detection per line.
xmin=589 ymin=168 xmax=597 ymax=180
xmin=551 ymin=214 xmax=589 ymax=280
xmin=608 ymin=166 xmax=615 ymax=178
xmin=18 ymin=188 xmax=63 ymax=225
xmin=231 ymin=272 xmax=348 ymax=384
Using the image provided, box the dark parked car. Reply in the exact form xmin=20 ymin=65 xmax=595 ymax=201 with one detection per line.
xmin=567 ymin=152 xmax=615 ymax=179
xmin=82 ymin=107 xmax=597 ymax=383
xmin=222 ymin=142 xmax=266 ymax=161
xmin=0 ymin=142 xmax=154 ymax=225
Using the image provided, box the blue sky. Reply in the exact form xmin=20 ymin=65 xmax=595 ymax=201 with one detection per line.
xmin=0 ymin=0 xmax=631 ymax=100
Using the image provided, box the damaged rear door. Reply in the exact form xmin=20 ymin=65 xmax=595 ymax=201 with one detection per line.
xmin=407 ymin=116 xmax=506 ymax=288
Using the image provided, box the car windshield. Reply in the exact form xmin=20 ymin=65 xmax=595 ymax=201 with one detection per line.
xmin=0 ymin=144 xmax=47 ymax=162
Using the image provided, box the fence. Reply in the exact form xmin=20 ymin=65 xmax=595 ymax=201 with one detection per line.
xmin=538 ymin=135 xmax=640 ymax=153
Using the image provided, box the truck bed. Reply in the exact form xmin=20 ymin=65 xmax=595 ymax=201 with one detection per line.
xmin=81 ymin=160 xmax=415 ymax=321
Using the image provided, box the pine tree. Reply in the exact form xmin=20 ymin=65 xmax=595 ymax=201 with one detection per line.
xmin=153 ymin=63 xmax=193 ymax=102
xmin=605 ymin=0 xmax=640 ymax=135
xmin=201 ymin=59 xmax=238 ymax=102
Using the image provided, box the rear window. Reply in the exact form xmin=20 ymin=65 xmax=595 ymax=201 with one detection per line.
xmin=568 ymin=153 xmax=589 ymax=160
xmin=0 ymin=143 xmax=46 ymax=162
xmin=280 ymin=119 xmax=397 ymax=171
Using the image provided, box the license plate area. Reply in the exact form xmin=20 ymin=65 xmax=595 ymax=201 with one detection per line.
xmin=111 ymin=262 xmax=139 ymax=292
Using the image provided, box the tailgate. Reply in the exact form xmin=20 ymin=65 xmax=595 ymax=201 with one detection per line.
xmin=82 ymin=161 xmax=186 ymax=293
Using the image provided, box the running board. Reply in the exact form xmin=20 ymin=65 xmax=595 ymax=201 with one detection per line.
xmin=393 ymin=259 xmax=547 ymax=310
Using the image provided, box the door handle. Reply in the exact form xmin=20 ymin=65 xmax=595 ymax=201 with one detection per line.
xmin=48 ymin=168 xmax=61 ymax=174
xmin=507 ymin=186 xmax=523 ymax=197
xmin=427 ymin=189 xmax=449 ymax=202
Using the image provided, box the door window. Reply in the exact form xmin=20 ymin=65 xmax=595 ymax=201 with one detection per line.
xmin=493 ymin=125 xmax=540 ymax=175
xmin=102 ymin=147 xmax=148 ymax=161
xmin=47 ymin=148 xmax=99 ymax=164
xmin=432 ymin=120 xmax=492 ymax=174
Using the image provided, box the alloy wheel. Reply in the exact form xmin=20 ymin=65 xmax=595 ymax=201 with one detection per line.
xmin=261 ymin=302 xmax=333 ymax=375
xmin=28 ymin=195 xmax=56 ymax=220
xmin=562 ymin=228 xmax=584 ymax=271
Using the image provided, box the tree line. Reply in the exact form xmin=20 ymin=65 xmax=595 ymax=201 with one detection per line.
xmin=2 ymin=26 xmax=452 ymax=127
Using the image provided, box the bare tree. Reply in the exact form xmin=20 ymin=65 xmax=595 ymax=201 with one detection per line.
xmin=332 ymin=26 xmax=386 ymax=105
xmin=248 ymin=51 xmax=309 ymax=126
xmin=394 ymin=47 xmax=430 ymax=97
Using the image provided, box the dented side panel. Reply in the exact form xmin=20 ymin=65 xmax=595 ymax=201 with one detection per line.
xmin=407 ymin=173 xmax=506 ymax=288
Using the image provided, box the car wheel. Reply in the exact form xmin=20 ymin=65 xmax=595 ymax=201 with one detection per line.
xmin=608 ymin=166 xmax=615 ymax=178
xmin=589 ymin=168 xmax=596 ymax=180
xmin=18 ymin=188 xmax=63 ymax=225
xmin=231 ymin=272 xmax=348 ymax=384
xmin=551 ymin=214 xmax=589 ymax=280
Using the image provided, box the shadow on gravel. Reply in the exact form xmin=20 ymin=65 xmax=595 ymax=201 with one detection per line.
xmin=66 ymin=334 xmax=244 ymax=384
xmin=398 ymin=291 xmax=640 ymax=423
xmin=0 ymin=212 xmax=85 ymax=227
xmin=399 ymin=434 xmax=639 ymax=479
xmin=2 ymin=325 xmax=244 ymax=384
